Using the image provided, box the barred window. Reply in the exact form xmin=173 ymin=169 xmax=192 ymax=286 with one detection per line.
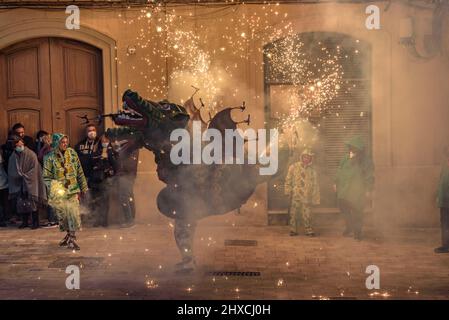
xmin=264 ymin=32 xmax=372 ymax=216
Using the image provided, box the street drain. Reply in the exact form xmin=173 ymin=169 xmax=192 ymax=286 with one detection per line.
xmin=48 ymin=257 xmax=104 ymax=268
xmin=224 ymin=240 xmax=258 ymax=246
xmin=206 ymin=271 xmax=261 ymax=277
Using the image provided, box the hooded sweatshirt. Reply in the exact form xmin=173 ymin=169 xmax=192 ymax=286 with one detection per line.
xmin=335 ymin=136 xmax=374 ymax=210
xmin=43 ymin=133 xmax=88 ymax=196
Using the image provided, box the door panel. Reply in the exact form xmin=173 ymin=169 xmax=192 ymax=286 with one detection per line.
xmin=0 ymin=37 xmax=103 ymax=147
xmin=0 ymin=38 xmax=52 ymax=142
xmin=66 ymin=108 xmax=100 ymax=147
xmin=49 ymin=38 xmax=103 ymax=146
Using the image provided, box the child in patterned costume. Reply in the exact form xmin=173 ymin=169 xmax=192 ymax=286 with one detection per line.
xmin=43 ymin=133 xmax=88 ymax=250
xmin=285 ymin=148 xmax=320 ymax=236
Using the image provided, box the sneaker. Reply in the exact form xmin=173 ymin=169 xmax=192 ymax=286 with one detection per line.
xmin=67 ymin=238 xmax=80 ymax=251
xmin=305 ymin=232 xmax=316 ymax=237
xmin=43 ymin=222 xmax=58 ymax=229
xmin=434 ymin=246 xmax=449 ymax=254
xmin=59 ymin=234 xmax=70 ymax=247
xmin=120 ymin=221 xmax=136 ymax=228
xmin=289 ymin=231 xmax=299 ymax=236
xmin=343 ymin=229 xmax=352 ymax=237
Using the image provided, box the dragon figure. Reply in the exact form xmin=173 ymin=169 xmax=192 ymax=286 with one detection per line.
xmin=103 ymin=89 xmax=267 ymax=272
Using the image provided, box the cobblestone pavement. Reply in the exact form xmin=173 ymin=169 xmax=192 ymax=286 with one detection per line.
xmin=0 ymin=220 xmax=449 ymax=300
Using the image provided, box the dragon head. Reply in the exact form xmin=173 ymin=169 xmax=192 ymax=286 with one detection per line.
xmin=113 ymin=89 xmax=189 ymax=130
xmin=106 ymin=90 xmax=190 ymax=155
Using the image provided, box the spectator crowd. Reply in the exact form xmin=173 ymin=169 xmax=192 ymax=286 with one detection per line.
xmin=0 ymin=123 xmax=138 ymax=244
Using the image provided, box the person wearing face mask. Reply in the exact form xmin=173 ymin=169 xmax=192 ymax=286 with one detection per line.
xmin=43 ymin=133 xmax=87 ymax=250
xmin=7 ymin=135 xmax=47 ymax=229
xmin=285 ymin=148 xmax=320 ymax=237
xmin=75 ymin=124 xmax=100 ymax=181
xmin=88 ymin=135 xmax=118 ymax=227
xmin=334 ymin=136 xmax=374 ymax=241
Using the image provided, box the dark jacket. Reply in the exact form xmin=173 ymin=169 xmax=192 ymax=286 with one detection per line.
xmin=22 ymin=136 xmax=36 ymax=153
xmin=88 ymin=143 xmax=119 ymax=185
xmin=75 ymin=137 xmax=100 ymax=180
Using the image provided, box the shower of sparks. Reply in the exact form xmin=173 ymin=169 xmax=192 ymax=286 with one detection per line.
xmin=266 ymin=35 xmax=343 ymax=134
xmin=118 ymin=3 xmax=298 ymax=116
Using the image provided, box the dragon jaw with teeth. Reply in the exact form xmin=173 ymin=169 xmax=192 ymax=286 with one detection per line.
xmin=106 ymin=89 xmax=266 ymax=269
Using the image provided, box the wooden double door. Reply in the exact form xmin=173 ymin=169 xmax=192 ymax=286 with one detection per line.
xmin=0 ymin=37 xmax=103 ymax=146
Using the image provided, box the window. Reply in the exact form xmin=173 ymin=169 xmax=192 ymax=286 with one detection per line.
xmin=264 ymin=32 xmax=372 ymax=218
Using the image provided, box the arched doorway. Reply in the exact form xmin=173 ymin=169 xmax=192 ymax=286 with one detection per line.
xmin=0 ymin=37 xmax=104 ymax=145
xmin=263 ymin=32 xmax=372 ymax=224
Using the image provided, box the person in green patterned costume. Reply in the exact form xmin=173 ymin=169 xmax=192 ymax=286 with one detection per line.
xmin=285 ymin=148 xmax=320 ymax=236
xmin=334 ymin=136 xmax=374 ymax=241
xmin=43 ymin=133 xmax=88 ymax=250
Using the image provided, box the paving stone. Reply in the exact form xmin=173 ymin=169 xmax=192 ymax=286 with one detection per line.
xmin=0 ymin=224 xmax=448 ymax=299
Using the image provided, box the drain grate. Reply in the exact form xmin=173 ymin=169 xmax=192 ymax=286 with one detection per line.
xmin=224 ymin=239 xmax=258 ymax=246
xmin=48 ymin=257 xmax=104 ymax=269
xmin=206 ymin=271 xmax=261 ymax=277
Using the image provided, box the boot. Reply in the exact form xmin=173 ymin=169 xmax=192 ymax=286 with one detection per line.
xmin=434 ymin=246 xmax=449 ymax=254
xmin=174 ymin=256 xmax=196 ymax=274
xmin=31 ymin=211 xmax=39 ymax=230
xmin=18 ymin=213 xmax=30 ymax=229
xmin=59 ymin=233 xmax=70 ymax=247
xmin=67 ymin=232 xmax=80 ymax=251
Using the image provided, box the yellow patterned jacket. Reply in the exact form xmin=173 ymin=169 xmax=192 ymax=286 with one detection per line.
xmin=43 ymin=147 xmax=88 ymax=196
xmin=285 ymin=161 xmax=320 ymax=205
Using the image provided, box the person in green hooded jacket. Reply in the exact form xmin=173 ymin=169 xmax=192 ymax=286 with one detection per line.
xmin=334 ymin=136 xmax=374 ymax=240
xmin=435 ymin=146 xmax=449 ymax=253
xmin=43 ymin=133 xmax=88 ymax=250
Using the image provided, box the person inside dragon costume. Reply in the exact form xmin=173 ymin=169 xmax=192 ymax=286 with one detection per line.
xmin=104 ymin=89 xmax=269 ymax=272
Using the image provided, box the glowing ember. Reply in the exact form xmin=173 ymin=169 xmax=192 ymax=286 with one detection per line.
xmin=146 ymin=279 xmax=159 ymax=289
